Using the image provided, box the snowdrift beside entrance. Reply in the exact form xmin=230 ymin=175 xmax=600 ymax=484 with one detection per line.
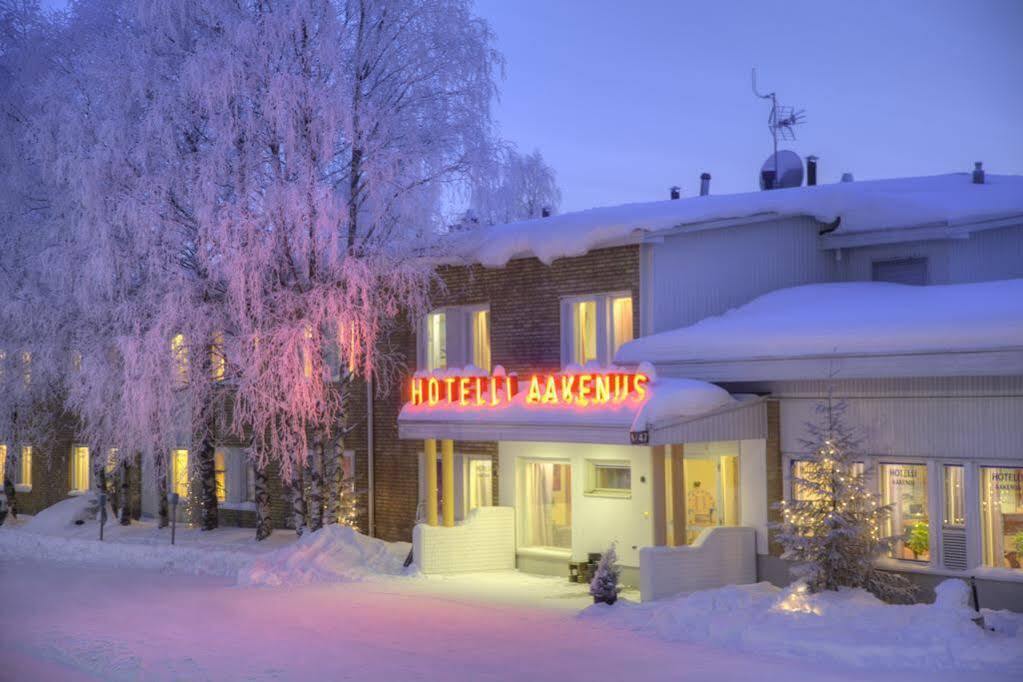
xmin=583 ymin=580 xmax=1023 ymax=673
xmin=237 ymin=525 xmax=414 ymax=587
xmin=20 ymin=493 xmax=101 ymax=532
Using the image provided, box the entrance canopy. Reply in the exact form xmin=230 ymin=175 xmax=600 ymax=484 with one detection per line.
xmin=398 ymin=366 xmax=766 ymax=445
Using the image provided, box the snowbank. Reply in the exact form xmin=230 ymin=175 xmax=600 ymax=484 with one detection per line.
xmin=457 ymin=173 xmax=1023 ymax=267
xmin=21 ymin=493 xmax=100 ymax=533
xmin=583 ymin=581 xmax=1023 ymax=673
xmin=616 ymin=279 xmax=1023 ymax=364
xmin=237 ymin=525 xmax=414 ymax=587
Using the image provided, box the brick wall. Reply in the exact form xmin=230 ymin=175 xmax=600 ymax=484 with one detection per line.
xmin=364 ymin=245 xmax=641 ymax=542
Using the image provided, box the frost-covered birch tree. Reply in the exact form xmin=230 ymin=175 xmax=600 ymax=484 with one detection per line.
xmin=456 ymin=146 xmax=561 ymax=228
xmin=3 ymin=0 xmax=502 ymax=539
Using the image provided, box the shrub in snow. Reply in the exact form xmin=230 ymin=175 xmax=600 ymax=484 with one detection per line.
xmin=775 ymin=396 xmax=916 ymax=604
xmin=589 ymin=543 xmax=621 ymax=605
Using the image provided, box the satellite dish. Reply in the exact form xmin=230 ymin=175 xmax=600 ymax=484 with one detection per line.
xmin=759 ymin=150 xmax=804 ymax=190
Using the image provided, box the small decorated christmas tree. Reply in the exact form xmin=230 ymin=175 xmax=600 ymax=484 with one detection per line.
xmin=589 ymin=543 xmax=621 ymax=605
xmin=776 ymin=395 xmax=916 ymax=604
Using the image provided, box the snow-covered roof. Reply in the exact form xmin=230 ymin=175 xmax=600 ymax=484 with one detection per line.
xmin=398 ymin=367 xmax=736 ymax=435
xmin=455 ymin=173 xmax=1023 ymax=267
xmin=615 ymin=279 xmax=1023 ymax=366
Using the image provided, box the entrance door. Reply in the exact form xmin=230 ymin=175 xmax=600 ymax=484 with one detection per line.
xmin=682 ymin=450 xmax=739 ymax=544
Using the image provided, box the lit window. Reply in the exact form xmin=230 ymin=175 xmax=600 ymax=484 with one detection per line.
xmin=425 ymin=311 xmax=446 ymax=371
xmin=470 ymin=308 xmax=491 ymax=371
xmin=562 ymin=292 xmax=634 ymax=367
xmin=944 ymin=465 xmax=965 ymax=527
xmin=70 ymin=445 xmax=89 ymax=492
xmin=211 ymin=332 xmax=226 ymax=382
xmin=611 ymin=296 xmax=634 ymax=355
xmin=790 ymin=459 xmax=865 ymax=501
xmin=980 ymin=466 xmax=1023 ymax=570
xmin=214 ymin=450 xmax=227 ymax=502
xmin=171 ymin=449 xmax=189 ymax=498
xmin=0 ymin=445 xmax=5 ymax=479
xmin=520 ymin=461 xmax=572 ymax=550
xmin=585 ymin=461 xmax=631 ymax=496
xmin=171 ymin=334 xmax=188 ymax=385
xmin=20 ymin=446 xmax=32 ymax=486
xmin=466 ymin=458 xmax=493 ymax=512
xmin=880 ymin=463 xmax=930 ymax=562
xmin=572 ymin=300 xmax=597 ymax=365
xmin=302 ymin=325 xmax=314 ymax=379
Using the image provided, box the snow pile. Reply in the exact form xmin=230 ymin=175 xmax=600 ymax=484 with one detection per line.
xmin=457 ymin=173 xmax=1023 ymax=267
xmin=617 ymin=279 xmax=1023 ymax=364
xmin=584 ymin=580 xmax=1023 ymax=673
xmin=237 ymin=524 xmax=413 ymax=587
xmin=21 ymin=493 xmax=100 ymax=532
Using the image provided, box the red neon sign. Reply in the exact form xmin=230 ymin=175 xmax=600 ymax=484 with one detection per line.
xmin=409 ymin=372 xmax=649 ymax=408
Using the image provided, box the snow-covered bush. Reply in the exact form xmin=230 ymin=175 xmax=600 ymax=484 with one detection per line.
xmin=775 ymin=397 xmax=916 ymax=604
xmin=589 ymin=543 xmax=621 ymax=605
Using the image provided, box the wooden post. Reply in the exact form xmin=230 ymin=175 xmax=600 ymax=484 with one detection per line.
xmin=424 ymin=439 xmax=438 ymax=527
xmin=670 ymin=444 xmax=687 ymax=546
xmin=651 ymin=445 xmax=667 ymax=546
xmin=441 ymin=439 xmax=455 ymax=528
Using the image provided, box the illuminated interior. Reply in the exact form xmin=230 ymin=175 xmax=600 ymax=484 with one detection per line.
xmin=572 ymin=300 xmax=597 ymax=365
xmin=466 ymin=458 xmax=493 ymax=512
xmin=214 ymin=449 xmax=227 ymax=502
xmin=881 ymin=463 xmax=930 ymax=562
xmin=683 ymin=453 xmax=740 ymax=544
xmin=70 ymin=445 xmax=89 ymax=492
xmin=426 ymin=311 xmax=446 ymax=371
xmin=611 ymin=295 xmax=633 ymax=354
xmin=171 ymin=334 xmax=188 ymax=385
xmin=172 ymin=449 xmax=189 ymax=498
xmin=471 ymin=309 xmax=491 ymax=371
xmin=20 ymin=445 xmax=31 ymax=486
xmin=211 ymin=331 xmax=226 ymax=382
xmin=521 ymin=461 xmax=572 ymax=550
xmin=981 ymin=466 xmax=1023 ymax=570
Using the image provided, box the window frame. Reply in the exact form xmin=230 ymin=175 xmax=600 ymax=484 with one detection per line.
xmin=559 ymin=291 xmax=634 ymax=368
xmin=584 ymin=459 xmax=632 ymax=498
xmin=418 ymin=304 xmax=492 ymax=372
xmin=69 ymin=444 xmax=90 ymax=495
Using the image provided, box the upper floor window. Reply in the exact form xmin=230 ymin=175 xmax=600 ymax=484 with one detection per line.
xmin=211 ymin=332 xmax=226 ymax=382
xmin=419 ymin=305 xmax=491 ymax=372
xmin=171 ymin=334 xmax=188 ymax=385
xmin=561 ymin=292 xmax=634 ymax=367
xmin=872 ymin=257 xmax=928 ymax=285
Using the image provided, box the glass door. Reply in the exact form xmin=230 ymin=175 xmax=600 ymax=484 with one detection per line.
xmin=682 ymin=453 xmax=739 ymax=544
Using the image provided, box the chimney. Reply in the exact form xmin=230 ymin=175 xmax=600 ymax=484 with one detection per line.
xmin=806 ymin=156 xmax=818 ymax=186
xmin=699 ymin=173 xmax=711 ymax=196
xmin=541 ymin=206 xmax=551 ymax=217
xmin=670 ymin=186 xmax=681 ymax=200
xmin=841 ymin=172 xmax=854 ymax=183
xmin=761 ymin=169 xmax=776 ymax=191
xmin=972 ymin=161 xmax=985 ymax=185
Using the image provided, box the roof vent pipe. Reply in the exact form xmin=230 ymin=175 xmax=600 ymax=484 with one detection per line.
xmin=973 ymin=162 xmax=985 ymax=185
xmin=699 ymin=173 xmax=711 ymax=196
xmin=841 ymin=172 xmax=854 ymax=183
xmin=670 ymin=186 xmax=681 ymax=200
xmin=541 ymin=206 xmax=551 ymax=217
xmin=806 ymin=155 xmax=818 ymax=186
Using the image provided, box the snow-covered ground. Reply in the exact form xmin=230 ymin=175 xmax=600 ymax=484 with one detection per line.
xmin=2 ymin=498 xmax=1021 ymax=681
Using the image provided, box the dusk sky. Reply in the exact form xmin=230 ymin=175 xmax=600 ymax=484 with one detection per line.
xmin=40 ymin=0 xmax=1023 ymax=212
xmin=475 ymin=0 xmax=1023 ymax=211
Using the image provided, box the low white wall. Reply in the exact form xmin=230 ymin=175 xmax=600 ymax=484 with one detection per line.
xmin=413 ymin=506 xmax=516 ymax=574
xmin=640 ymin=526 xmax=757 ymax=601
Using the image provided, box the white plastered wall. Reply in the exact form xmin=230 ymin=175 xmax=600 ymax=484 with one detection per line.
xmin=739 ymin=438 xmax=769 ymax=554
xmin=498 ymin=441 xmax=654 ymax=568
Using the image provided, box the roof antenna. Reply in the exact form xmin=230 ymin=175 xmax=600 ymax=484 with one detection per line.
xmin=752 ymin=69 xmax=806 ymax=187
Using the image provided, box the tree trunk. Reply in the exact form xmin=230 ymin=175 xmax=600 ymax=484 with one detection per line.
xmin=197 ymin=438 xmax=218 ymax=531
xmin=254 ymin=462 xmax=273 ymax=541
xmin=3 ymin=451 xmax=16 ymax=521
xmin=92 ymin=452 xmax=107 ymax=520
xmin=119 ymin=460 xmax=132 ymax=525
xmin=306 ymin=437 xmax=324 ymax=532
xmin=157 ymin=453 xmax=169 ymax=529
xmin=323 ymin=433 xmax=342 ymax=526
xmin=290 ymin=460 xmax=308 ymax=536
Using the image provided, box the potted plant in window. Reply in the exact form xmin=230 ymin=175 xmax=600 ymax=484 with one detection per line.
xmin=906 ymin=522 xmax=929 ymax=560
